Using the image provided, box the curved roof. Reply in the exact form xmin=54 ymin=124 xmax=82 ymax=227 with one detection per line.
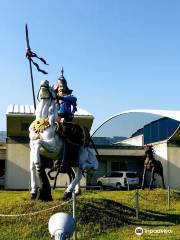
xmin=107 ymin=109 xmax=180 ymax=122
xmin=93 ymin=109 xmax=180 ymax=141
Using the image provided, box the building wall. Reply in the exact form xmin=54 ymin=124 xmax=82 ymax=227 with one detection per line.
xmin=4 ymin=138 xmax=180 ymax=189
xmin=5 ymin=141 xmax=30 ymax=189
xmin=0 ymin=143 xmax=6 ymax=186
xmin=5 ymin=139 xmax=86 ymax=189
xmin=152 ymin=141 xmax=168 ymax=187
xmin=119 ymin=135 xmax=143 ymax=146
xmin=0 ymin=144 xmax=6 ymax=160
xmin=167 ymin=142 xmax=180 ymax=188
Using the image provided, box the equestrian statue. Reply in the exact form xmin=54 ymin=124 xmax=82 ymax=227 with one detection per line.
xmin=29 ymin=71 xmax=98 ymax=201
xmin=141 ymin=145 xmax=165 ymax=189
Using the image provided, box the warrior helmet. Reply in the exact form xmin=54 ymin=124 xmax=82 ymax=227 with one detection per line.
xmin=57 ymin=68 xmax=72 ymax=94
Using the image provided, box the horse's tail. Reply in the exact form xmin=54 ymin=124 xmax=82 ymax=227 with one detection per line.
xmin=83 ymin=127 xmax=101 ymax=162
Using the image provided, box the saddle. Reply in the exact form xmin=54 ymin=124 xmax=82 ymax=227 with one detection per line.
xmin=57 ymin=122 xmax=90 ymax=146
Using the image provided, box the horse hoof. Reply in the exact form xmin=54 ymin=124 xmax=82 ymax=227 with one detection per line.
xmin=30 ymin=193 xmax=37 ymax=200
xmin=75 ymin=189 xmax=81 ymax=196
xmin=63 ymin=192 xmax=72 ymax=201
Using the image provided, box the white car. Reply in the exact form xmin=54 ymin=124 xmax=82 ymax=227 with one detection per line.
xmin=97 ymin=171 xmax=139 ymax=189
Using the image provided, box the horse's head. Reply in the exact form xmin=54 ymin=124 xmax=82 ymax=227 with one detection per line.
xmin=144 ymin=145 xmax=155 ymax=159
xmin=34 ymin=80 xmax=57 ymax=121
xmin=37 ymin=80 xmax=55 ymax=101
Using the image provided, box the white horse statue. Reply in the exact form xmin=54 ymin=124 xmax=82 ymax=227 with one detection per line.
xmin=29 ymin=80 xmax=98 ymax=201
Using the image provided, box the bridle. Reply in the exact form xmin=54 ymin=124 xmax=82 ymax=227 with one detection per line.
xmin=37 ymin=84 xmax=55 ymax=101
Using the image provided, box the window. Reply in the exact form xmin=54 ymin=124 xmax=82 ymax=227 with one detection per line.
xmin=126 ymin=172 xmax=138 ymax=178
xmin=111 ymin=162 xmax=126 ymax=171
xmin=0 ymin=160 xmax=5 ymax=177
xmin=110 ymin=172 xmax=123 ymax=177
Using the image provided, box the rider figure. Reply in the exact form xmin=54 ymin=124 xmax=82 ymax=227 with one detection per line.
xmin=54 ymin=68 xmax=77 ymax=122
xmin=54 ymin=68 xmax=79 ymax=172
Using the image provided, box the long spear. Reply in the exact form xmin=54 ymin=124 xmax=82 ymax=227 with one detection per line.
xmin=25 ymin=24 xmax=49 ymax=110
xmin=25 ymin=24 xmax=36 ymax=110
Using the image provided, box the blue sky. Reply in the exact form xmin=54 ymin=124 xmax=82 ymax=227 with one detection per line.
xmin=1 ymin=1 xmax=180 ymax=132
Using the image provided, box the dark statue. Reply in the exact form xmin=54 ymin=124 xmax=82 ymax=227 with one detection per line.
xmin=141 ymin=145 xmax=165 ymax=189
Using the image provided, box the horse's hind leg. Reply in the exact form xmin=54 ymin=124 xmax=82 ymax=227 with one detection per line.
xmin=149 ymin=168 xmax=155 ymax=190
xmin=75 ymin=182 xmax=81 ymax=195
xmin=38 ymin=167 xmax=52 ymax=201
xmin=30 ymin=148 xmax=38 ymax=199
xmin=161 ymin=174 xmax=166 ymax=189
xmin=141 ymin=168 xmax=146 ymax=189
xmin=66 ymin=168 xmax=80 ymax=195
xmin=30 ymin=165 xmax=38 ymax=199
xmin=67 ymin=168 xmax=75 ymax=183
xmin=63 ymin=168 xmax=82 ymax=200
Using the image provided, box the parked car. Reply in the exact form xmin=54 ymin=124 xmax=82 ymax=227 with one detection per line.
xmin=97 ymin=171 xmax=139 ymax=189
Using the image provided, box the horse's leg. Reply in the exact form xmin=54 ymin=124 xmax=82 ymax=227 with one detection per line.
xmin=75 ymin=182 xmax=81 ymax=195
xmin=65 ymin=167 xmax=80 ymax=195
xmin=63 ymin=167 xmax=82 ymax=200
xmin=38 ymin=166 xmax=52 ymax=201
xmin=33 ymin=141 xmax=42 ymax=171
xmin=33 ymin=141 xmax=52 ymax=201
xmin=30 ymin=146 xmax=38 ymax=199
xmin=161 ymin=173 xmax=166 ymax=189
xmin=141 ymin=168 xmax=146 ymax=189
xmin=67 ymin=168 xmax=75 ymax=183
xmin=158 ymin=164 xmax=166 ymax=189
xmin=79 ymin=147 xmax=98 ymax=172
xmin=149 ymin=168 xmax=155 ymax=190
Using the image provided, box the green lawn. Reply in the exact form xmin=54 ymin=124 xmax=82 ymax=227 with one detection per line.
xmin=0 ymin=189 xmax=179 ymax=239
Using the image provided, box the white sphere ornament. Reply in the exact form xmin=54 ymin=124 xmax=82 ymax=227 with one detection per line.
xmin=48 ymin=212 xmax=76 ymax=240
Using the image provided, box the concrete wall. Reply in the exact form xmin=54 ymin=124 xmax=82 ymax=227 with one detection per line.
xmin=5 ymin=139 xmax=86 ymax=189
xmin=5 ymin=141 xmax=30 ymax=189
xmin=145 ymin=140 xmax=180 ymax=189
xmin=5 ymin=137 xmax=180 ymax=189
xmin=119 ymin=135 xmax=144 ymax=146
xmin=167 ymin=142 xmax=180 ymax=188
xmin=153 ymin=141 xmax=168 ymax=187
xmin=0 ymin=143 xmax=6 ymax=186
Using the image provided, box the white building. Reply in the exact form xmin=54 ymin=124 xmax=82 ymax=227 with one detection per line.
xmin=92 ymin=109 xmax=180 ymax=188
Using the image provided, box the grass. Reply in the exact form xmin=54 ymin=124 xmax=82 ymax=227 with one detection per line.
xmin=0 ymin=188 xmax=179 ymax=239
